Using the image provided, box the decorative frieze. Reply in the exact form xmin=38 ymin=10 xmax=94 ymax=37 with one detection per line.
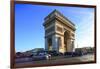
xmin=45 ymin=26 xmax=55 ymax=34
xmin=56 ymin=26 xmax=63 ymax=33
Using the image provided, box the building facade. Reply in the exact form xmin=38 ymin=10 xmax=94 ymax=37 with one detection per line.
xmin=43 ymin=10 xmax=76 ymax=53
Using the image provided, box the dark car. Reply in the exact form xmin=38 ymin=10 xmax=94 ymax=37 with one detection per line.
xmin=32 ymin=52 xmax=51 ymax=61
xmin=72 ymin=52 xmax=83 ymax=57
xmin=64 ymin=52 xmax=83 ymax=57
xmin=64 ymin=52 xmax=73 ymax=56
xmin=46 ymin=51 xmax=60 ymax=56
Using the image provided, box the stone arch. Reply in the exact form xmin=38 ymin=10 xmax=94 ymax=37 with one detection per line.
xmin=57 ymin=37 xmax=61 ymax=51
xmin=64 ymin=31 xmax=70 ymax=52
xmin=43 ymin=10 xmax=76 ymax=53
xmin=48 ymin=38 xmax=52 ymax=51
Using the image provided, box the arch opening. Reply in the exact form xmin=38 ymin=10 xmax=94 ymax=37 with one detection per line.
xmin=64 ymin=31 xmax=70 ymax=52
xmin=48 ymin=38 xmax=52 ymax=51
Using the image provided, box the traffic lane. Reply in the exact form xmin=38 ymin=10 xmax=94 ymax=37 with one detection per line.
xmin=15 ymin=54 xmax=94 ymax=68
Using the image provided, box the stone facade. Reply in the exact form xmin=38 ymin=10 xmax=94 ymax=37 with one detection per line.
xmin=43 ymin=9 xmax=76 ymax=53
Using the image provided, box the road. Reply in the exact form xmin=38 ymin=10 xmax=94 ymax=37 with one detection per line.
xmin=15 ymin=54 xmax=95 ymax=68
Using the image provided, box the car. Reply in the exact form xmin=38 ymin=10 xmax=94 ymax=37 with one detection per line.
xmin=64 ymin=52 xmax=73 ymax=56
xmin=64 ymin=52 xmax=84 ymax=57
xmin=72 ymin=52 xmax=83 ymax=57
xmin=46 ymin=51 xmax=59 ymax=56
xmin=32 ymin=52 xmax=51 ymax=61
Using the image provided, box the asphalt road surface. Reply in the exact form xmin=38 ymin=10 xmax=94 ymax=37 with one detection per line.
xmin=15 ymin=54 xmax=95 ymax=68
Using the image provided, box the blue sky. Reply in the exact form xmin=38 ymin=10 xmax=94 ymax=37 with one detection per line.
xmin=15 ymin=4 xmax=94 ymax=52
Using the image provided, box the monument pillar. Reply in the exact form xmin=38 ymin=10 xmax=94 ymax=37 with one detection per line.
xmin=45 ymin=38 xmax=48 ymax=51
xmin=52 ymin=35 xmax=59 ymax=52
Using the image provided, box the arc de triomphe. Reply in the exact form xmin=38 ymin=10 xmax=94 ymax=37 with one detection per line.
xmin=43 ymin=10 xmax=76 ymax=53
